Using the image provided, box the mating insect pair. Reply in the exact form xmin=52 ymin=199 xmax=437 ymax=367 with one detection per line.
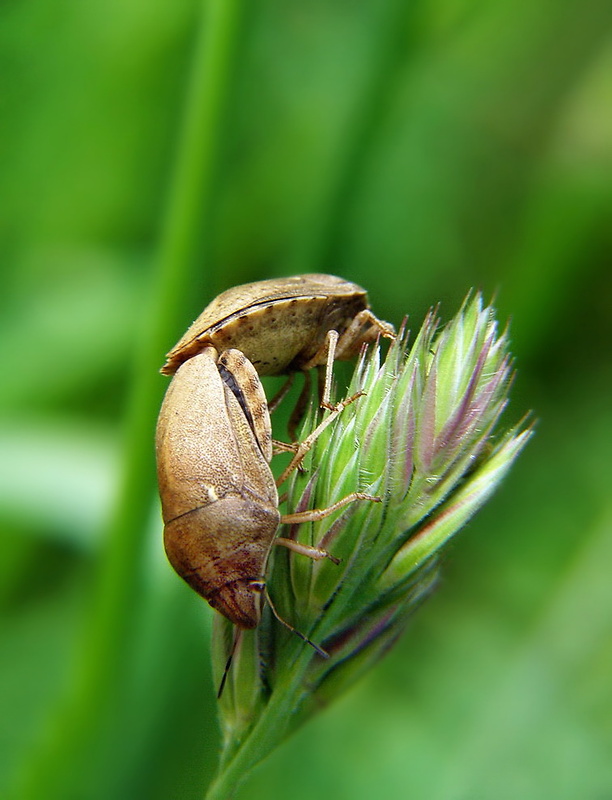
xmin=155 ymin=274 xmax=394 ymax=681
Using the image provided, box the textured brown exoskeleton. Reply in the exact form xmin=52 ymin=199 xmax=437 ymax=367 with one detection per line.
xmin=161 ymin=273 xmax=395 ymax=377
xmin=156 ymin=345 xmax=378 ymax=632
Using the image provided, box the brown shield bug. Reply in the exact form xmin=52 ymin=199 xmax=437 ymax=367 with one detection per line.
xmin=160 ymin=273 xmax=395 ymax=378
xmin=156 ymin=346 xmax=379 ymax=641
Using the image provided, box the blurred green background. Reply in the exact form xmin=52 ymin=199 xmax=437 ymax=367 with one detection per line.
xmin=1 ymin=1 xmax=611 ymax=798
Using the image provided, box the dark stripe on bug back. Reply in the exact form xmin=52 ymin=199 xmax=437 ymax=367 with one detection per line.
xmin=217 ymin=360 xmax=256 ymax=434
xmin=217 ymin=352 xmax=269 ymax=455
xmin=217 ymin=349 xmax=273 ymax=461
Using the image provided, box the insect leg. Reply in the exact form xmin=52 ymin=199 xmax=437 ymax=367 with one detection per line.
xmin=267 ymin=372 xmax=295 ymax=414
xmin=288 ymin=370 xmax=311 ymax=441
xmin=320 ymin=329 xmax=338 ymax=409
xmin=277 ymin=492 xmax=381 ymax=563
xmin=334 ymin=309 xmax=396 ymax=361
xmin=275 ymin=391 xmax=365 ymax=487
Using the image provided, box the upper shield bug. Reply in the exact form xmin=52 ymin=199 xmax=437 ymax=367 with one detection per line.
xmin=156 ymin=345 xmax=379 ymax=638
xmin=160 ymin=273 xmax=395 ymax=378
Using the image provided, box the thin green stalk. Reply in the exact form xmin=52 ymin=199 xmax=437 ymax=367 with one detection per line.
xmin=205 ymin=647 xmax=316 ymax=800
xmin=15 ymin=2 xmax=243 ymax=798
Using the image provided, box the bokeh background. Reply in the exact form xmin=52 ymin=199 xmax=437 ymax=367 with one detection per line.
xmin=2 ymin=1 xmax=611 ymax=799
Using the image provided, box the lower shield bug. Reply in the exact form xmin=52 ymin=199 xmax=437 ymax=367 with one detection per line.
xmin=156 ymin=346 xmax=379 ymax=670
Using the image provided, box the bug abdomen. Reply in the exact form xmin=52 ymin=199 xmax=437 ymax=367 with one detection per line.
xmin=163 ymin=496 xmax=280 ymax=628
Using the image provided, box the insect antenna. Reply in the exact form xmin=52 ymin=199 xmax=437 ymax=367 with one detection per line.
xmin=264 ymin=586 xmax=329 ymax=659
xmin=217 ymin=627 xmax=241 ymax=699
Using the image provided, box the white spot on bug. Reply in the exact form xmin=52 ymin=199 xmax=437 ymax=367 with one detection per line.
xmin=205 ymin=485 xmax=219 ymax=503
